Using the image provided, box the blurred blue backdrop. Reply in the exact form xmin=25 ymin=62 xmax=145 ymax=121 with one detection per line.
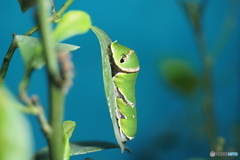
xmin=1 ymin=0 xmax=240 ymax=160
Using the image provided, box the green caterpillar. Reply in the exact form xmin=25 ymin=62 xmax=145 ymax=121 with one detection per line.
xmin=110 ymin=41 xmax=140 ymax=142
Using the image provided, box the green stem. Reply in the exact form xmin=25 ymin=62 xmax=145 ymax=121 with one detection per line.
xmin=48 ymin=84 xmax=65 ymax=160
xmin=19 ymin=68 xmax=52 ymax=138
xmin=179 ymin=0 xmax=217 ymax=150
xmin=0 ymin=35 xmax=17 ymax=84
xmin=0 ymin=25 xmax=39 ymax=84
xmin=195 ymin=29 xmax=217 ymax=151
xmin=54 ymin=0 xmax=75 ymax=19
xmin=211 ymin=0 xmax=239 ymax=64
xmin=24 ymin=25 xmax=39 ymax=36
xmin=37 ymin=0 xmax=65 ymax=159
xmin=19 ymin=68 xmax=33 ymax=105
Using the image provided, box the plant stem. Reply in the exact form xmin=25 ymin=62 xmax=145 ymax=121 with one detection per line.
xmin=18 ymin=68 xmax=52 ymax=134
xmin=0 ymin=35 xmax=17 ymax=84
xmin=195 ymin=27 xmax=217 ymax=151
xmin=19 ymin=68 xmax=52 ymax=139
xmin=48 ymin=84 xmax=65 ymax=160
xmin=211 ymin=0 xmax=239 ymax=64
xmin=37 ymin=0 xmax=65 ymax=159
xmin=19 ymin=68 xmax=33 ymax=105
xmin=54 ymin=0 xmax=75 ymax=19
xmin=24 ymin=25 xmax=39 ymax=36
xmin=31 ymin=95 xmax=53 ymax=138
xmin=178 ymin=0 xmax=217 ymax=150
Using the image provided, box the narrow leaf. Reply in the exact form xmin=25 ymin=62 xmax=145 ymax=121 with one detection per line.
xmin=63 ymin=121 xmax=76 ymax=140
xmin=70 ymin=141 xmax=131 ymax=156
xmin=91 ymin=26 xmax=125 ymax=152
xmin=18 ymin=0 xmax=37 ymax=12
xmin=53 ymin=10 xmax=92 ymax=42
xmin=15 ymin=35 xmax=80 ymax=70
xmin=62 ymin=121 xmax=76 ymax=160
xmin=32 ymin=141 xmax=130 ymax=160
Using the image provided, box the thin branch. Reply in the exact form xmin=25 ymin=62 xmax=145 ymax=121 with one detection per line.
xmin=194 ymin=25 xmax=216 ymax=151
xmin=54 ymin=0 xmax=75 ymax=19
xmin=20 ymin=95 xmax=52 ymax=137
xmin=176 ymin=0 xmax=217 ymax=150
xmin=24 ymin=25 xmax=39 ymax=36
xmin=211 ymin=0 xmax=240 ymax=63
xmin=0 ymin=34 xmax=17 ymax=84
xmin=32 ymin=95 xmax=52 ymax=137
xmin=19 ymin=68 xmax=52 ymax=137
xmin=19 ymin=68 xmax=33 ymax=105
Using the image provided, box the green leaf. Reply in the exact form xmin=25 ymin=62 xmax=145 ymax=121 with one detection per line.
xmin=18 ymin=0 xmax=37 ymax=12
xmin=63 ymin=121 xmax=76 ymax=140
xmin=0 ymin=85 xmax=32 ymax=160
xmin=160 ymin=58 xmax=199 ymax=95
xmin=32 ymin=141 xmax=130 ymax=160
xmin=15 ymin=35 xmax=80 ymax=70
xmin=62 ymin=121 xmax=76 ymax=160
xmin=53 ymin=10 xmax=92 ymax=42
xmin=70 ymin=141 xmax=131 ymax=156
xmin=91 ymin=26 xmax=125 ymax=153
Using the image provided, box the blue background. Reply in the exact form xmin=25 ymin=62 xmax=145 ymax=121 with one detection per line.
xmin=1 ymin=0 xmax=240 ymax=160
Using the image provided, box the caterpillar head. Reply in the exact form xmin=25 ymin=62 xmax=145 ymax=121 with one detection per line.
xmin=110 ymin=41 xmax=140 ymax=73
